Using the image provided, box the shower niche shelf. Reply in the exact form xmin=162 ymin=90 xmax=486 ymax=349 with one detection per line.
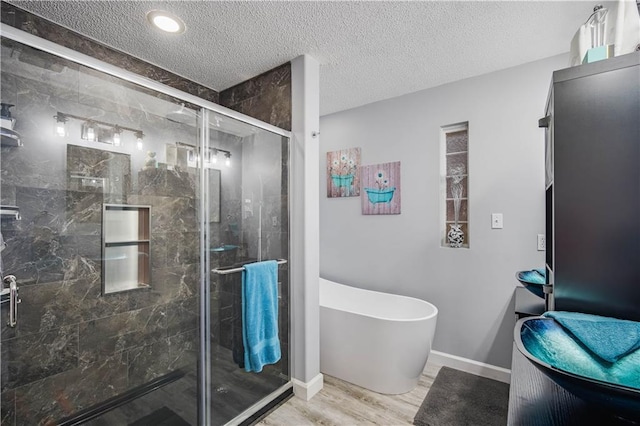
xmin=102 ymin=204 xmax=151 ymax=294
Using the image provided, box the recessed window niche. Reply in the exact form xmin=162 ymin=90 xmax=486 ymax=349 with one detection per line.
xmin=440 ymin=122 xmax=469 ymax=248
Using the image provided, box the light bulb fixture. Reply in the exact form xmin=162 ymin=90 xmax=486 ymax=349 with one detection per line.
xmin=146 ymin=10 xmax=185 ymax=34
xmin=174 ymin=142 xmax=231 ymax=169
xmin=53 ymin=112 xmax=68 ymax=137
xmin=112 ymin=125 xmax=122 ymax=147
xmin=135 ymin=131 xmax=144 ymax=151
xmin=204 ymin=148 xmax=214 ymax=164
xmin=54 ymin=111 xmax=145 ymax=150
xmin=82 ymin=120 xmax=96 ymax=142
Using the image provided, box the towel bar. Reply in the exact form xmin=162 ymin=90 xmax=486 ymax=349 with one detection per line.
xmin=212 ymin=259 xmax=287 ymax=275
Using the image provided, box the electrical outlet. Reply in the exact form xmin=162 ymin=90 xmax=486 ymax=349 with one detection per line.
xmin=537 ymin=234 xmax=546 ymax=251
xmin=491 ymin=213 xmax=503 ymax=229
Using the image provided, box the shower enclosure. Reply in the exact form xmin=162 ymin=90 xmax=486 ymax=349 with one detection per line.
xmin=0 ymin=27 xmax=290 ymax=426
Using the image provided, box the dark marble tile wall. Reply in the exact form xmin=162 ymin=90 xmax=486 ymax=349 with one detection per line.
xmin=219 ymin=63 xmax=292 ymax=131
xmin=1 ymin=1 xmax=219 ymax=105
xmin=0 ymin=54 xmax=200 ymax=425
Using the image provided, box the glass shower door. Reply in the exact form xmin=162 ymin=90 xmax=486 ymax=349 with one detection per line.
xmin=205 ymin=114 xmax=290 ymax=425
xmin=1 ymin=38 xmax=201 ymax=425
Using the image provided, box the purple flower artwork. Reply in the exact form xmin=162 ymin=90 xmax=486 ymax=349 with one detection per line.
xmin=361 ymin=161 xmax=401 ymax=215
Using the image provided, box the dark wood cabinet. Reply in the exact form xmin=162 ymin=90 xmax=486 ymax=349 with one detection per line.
xmin=509 ymin=53 xmax=640 ymax=424
xmin=544 ymin=52 xmax=640 ymax=321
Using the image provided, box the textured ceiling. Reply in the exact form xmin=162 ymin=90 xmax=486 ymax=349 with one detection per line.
xmin=7 ymin=1 xmax=604 ymax=116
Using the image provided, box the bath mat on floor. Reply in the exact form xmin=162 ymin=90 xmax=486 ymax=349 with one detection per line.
xmin=413 ymin=366 xmax=509 ymax=426
xmin=129 ymin=406 xmax=191 ymax=426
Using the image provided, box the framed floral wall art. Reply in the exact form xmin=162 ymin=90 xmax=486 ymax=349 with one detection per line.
xmin=327 ymin=147 xmax=361 ymax=197
xmin=361 ymin=161 xmax=401 ymax=215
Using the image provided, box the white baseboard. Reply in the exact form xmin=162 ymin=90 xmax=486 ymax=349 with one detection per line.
xmin=292 ymin=373 xmax=324 ymax=401
xmin=427 ymin=350 xmax=511 ymax=384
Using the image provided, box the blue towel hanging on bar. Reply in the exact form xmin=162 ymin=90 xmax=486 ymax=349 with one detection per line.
xmin=242 ymin=260 xmax=281 ymax=373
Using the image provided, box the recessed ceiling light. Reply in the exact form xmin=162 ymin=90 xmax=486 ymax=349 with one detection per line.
xmin=146 ymin=10 xmax=185 ymax=34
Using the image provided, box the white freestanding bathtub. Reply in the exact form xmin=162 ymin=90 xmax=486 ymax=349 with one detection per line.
xmin=319 ymin=277 xmax=438 ymax=394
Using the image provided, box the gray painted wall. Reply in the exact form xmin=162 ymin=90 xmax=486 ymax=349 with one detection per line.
xmin=319 ymin=54 xmax=567 ymax=369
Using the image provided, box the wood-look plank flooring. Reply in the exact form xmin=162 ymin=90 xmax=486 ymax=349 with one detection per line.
xmin=257 ymin=363 xmax=442 ymax=426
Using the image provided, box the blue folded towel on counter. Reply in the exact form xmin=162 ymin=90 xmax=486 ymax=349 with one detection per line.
xmin=522 ymin=318 xmax=640 ymax=389
xmin=544 ymin=311 xmax=640 ymax=363
xmin=242 ymin=260 xmax=281 ymax=373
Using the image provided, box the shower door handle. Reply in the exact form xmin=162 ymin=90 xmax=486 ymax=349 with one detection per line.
xmin=3 ymin=275 xmax=20 ymax=327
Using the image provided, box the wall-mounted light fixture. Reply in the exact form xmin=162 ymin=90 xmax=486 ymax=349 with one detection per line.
xmin=112 ymin=125 xmax=122 ymax=147
xmin=81 ymin=120 xmax=96 ymax=142
xmin=53 ymin=112 xmax=68 ymax=137
xmin=175 ymin=142 xmax=231 ymax=168
xmin=209 ymin=147 xmax=231 ymax=168
xmin=135 ymin=130 xmax=144 ymax=151
xmin=53 ymin=111 xmax=144 ymax=149
xmin=208 ymin=148 xmax=219 ymax=164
